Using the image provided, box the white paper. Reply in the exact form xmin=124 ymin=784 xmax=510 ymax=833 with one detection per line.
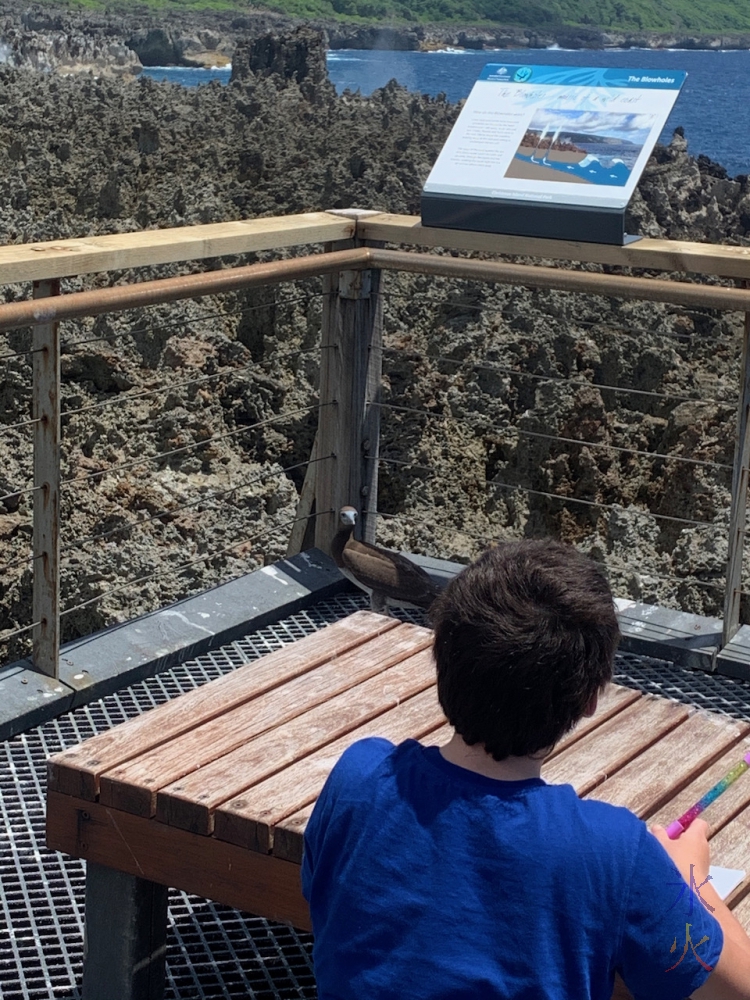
xmin=708 ymin=865 xmax=746 ymax=900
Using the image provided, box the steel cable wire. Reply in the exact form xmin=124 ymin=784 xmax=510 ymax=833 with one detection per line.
xmin=61 ymin=292 xmax=321 ymax=352
xmin=60 ymin=508 xmax=334 ymax=618
xmin=60 ymin=453 xmax=334 ymax=554
xmin=0 ymin=484 xmax=42 ymax=506
xmin=381 ymin=290 xmax=730 ymax=343
xmin=370 ymin=456 xmax=717 ymax=529
xmin=515 ymin=428 xmax=732 ymax=472
xmin=60 ymin=345 xmax=324 ymax=419
xmin=363 ymin=507 xmax=726 ymax=595
xmin=376 ymin=344 xmax=732 ymax=408
xmin=0 ymin=416 xmax=41 ymax=432
xmin=485 ymin=478 xmax=716 ymax=529
xmin=0 ymin=620 xmax=41 ymax=644
xmin=373 ymin=402 xmax=731 ymax=473
xmin=0 ymin=346 xmax=44 ymax=362
xmin=0 ymin=552 xmax=39 ymax=576
xmin=62 ymin=313 xmax=225 ymax=351
xmin=62 ymin=401 xmax=329 ymax=487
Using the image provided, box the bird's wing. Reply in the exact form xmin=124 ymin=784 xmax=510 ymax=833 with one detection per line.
xmin=341 ymin=540 xmax=441 ymax=608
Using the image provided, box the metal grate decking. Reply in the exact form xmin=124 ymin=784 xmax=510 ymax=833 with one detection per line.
xmin=3 ymin=591 xmax=750 ymax=1000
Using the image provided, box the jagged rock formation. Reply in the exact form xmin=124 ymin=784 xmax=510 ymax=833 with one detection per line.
xmin=0 ymin=11 xmax=142 ymax=77
xmin=1 ymin=1 xmax=749 ymax=77
xmin=0 ymin=3 xmax=286 ymax=74
xmin=0 ymin=27 xmax=748 ymax=659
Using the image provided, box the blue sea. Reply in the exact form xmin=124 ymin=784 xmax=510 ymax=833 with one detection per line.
xmin=141 ymin=46 xmax=750 ymax=176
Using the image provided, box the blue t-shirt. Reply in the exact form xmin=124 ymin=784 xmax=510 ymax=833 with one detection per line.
xmin=302 ymin=738 xmax=722 ymax=1000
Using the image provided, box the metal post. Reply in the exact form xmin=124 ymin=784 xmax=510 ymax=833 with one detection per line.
xmin=723 ymin=308 xmax=750 ymax=647
xmin=32 ymin=279 xmax=61 ymax=677
xmin=315 ymin=249 xmax=383 ymax=555
xmin=82 ymin=862 xmax=168 ymax=1000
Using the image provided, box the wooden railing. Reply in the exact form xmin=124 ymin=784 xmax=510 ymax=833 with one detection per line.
xmin=2 ymin=209 xmax=750 ymax=678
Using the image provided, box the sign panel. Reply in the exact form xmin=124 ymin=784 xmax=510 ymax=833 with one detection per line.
xmin=424 ymin=65 xmax=686 ymax=212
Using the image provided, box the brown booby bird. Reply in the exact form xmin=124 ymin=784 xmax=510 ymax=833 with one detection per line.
xmin=331 ymin=506 xmax=443 ymax=614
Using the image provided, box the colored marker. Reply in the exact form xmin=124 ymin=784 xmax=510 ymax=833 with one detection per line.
xmin=667 ymin=752 xmax=750 ymax=839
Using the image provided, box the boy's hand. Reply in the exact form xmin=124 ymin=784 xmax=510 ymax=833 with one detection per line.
xmin=650 ymin=819 xmax=711 ymax=886
xmin=651 ymin=820 xmax=750 ymax=1000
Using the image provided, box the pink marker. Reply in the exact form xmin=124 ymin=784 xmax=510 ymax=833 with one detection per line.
xmin=667 ymin=751 xmax=750 ymax=839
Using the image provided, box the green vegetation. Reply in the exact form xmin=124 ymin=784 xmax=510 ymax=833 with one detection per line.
xmin=256 ymin=0 xmax=750 ymax=29
xmin=44 ymin=0 xmax=750 ymax=31
xmin=271 ymin=0 xmax=750 ymax=30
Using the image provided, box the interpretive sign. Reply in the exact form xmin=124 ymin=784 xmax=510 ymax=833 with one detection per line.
xmin=422 ymin=65 xmax=686 ymax=245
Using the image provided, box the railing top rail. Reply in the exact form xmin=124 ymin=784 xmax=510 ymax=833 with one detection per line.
xmin=0 ymin=213 xmax=356 ymax=286
xmin=4 ymin=209 xmax=750 ymax=287
xmin=360 ymin=213 xmax=750 ymax=281
xmin=2 ymin=246 xmax=750 ymax=334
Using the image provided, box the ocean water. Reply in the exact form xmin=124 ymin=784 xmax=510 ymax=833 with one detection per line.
xmin=141 ymin=46 xmax=750 ymax=176
xmin=141 ymin=65 xmax=232 ymax=86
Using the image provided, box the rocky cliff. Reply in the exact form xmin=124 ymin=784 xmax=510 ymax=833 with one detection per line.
xmin=1 ymin=2 xmax=748 ymax=79
xmin=0 ymin=7 xmax=142 ymax=76
xmin=0 ymin=28 xmax=748 ymax=657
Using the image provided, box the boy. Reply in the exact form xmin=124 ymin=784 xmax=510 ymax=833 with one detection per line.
xmin=302 ymin=540 xmax=750 ymax=999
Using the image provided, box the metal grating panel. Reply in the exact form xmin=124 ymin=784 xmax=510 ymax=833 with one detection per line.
xmin=2 ymin=590 xmax=750 ymax=999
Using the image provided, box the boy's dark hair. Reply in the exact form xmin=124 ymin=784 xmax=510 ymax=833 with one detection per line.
xmin=431 ymin=539 xmax=620 ymax=761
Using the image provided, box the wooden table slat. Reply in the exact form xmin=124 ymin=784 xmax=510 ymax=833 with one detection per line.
xmin=157 ymin=647 xmax=437 ymax=834
xmin=213 ymin=686 xmax=446 ymax=853
xmin=99 ymin=623 xmax=432 ymax=817
xmin=421 ymin=723 xmax=454 ymax=746
xmin=48 ymin=610 xmax=399 ymax=800
xmin=731 ymin=891 xmax=750 ymax=933
xmin=274 ymin=802 xmax=323 ymax=865
xmin=588 ymin=712 xmax=750 ymax=818
xmin=649 ymin=735 xmax=750 ymax=837
xmin=548 ymin=684 xmax=643 ymax=759
xmin=542 ymin=697 xmax=690 ymax=795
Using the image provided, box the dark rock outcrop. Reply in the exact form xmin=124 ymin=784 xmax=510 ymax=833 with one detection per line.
xmin=230 ymin=28 xmax=335 ymax=102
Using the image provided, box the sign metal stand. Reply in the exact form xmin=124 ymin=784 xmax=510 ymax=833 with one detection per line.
xmin=422 ymin=65 xmax=686 ymax=247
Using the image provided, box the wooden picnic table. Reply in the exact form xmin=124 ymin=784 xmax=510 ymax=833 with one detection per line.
xmin=45 ymin=610 xmax=750 ymax=1000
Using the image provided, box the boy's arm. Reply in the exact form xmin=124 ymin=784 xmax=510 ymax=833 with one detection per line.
xmin=651 ymin=822 xmax=750 ymax=1000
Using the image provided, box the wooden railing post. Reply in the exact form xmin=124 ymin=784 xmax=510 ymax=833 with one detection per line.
xmin=315 ymin=243 xmax=383 ymax=556
xmin=32 ymin=279 xmax=61 ymax=677
xmin=723 ymin=308 xmax=750 ymax=647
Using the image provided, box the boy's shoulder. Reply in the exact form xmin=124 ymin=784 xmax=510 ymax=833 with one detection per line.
xmin=326 ymin=738 xmax=649 ymax=851
xmin=329 ymin=738 xmax=644 ymax=837
xmin=329 ymin=736 xmax=396 ymax=783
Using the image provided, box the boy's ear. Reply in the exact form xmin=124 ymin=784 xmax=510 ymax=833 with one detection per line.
xmin=583 ymin=692 xmax=599 ymax=718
